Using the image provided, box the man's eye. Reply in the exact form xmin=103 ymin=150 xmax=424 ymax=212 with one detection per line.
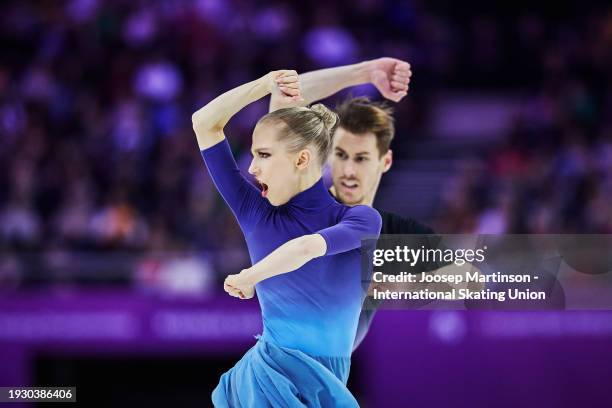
xmin=356 ymin=157 xmax=368 ymax=162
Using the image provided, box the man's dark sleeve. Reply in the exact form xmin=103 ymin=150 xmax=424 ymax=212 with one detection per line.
xmin=353 ymin=210 xmax=442 ymax=351
xmin=378 ymin=210 xmax=446 ymax=273
xmin=395 ymin=217 xmax=435 ymax=235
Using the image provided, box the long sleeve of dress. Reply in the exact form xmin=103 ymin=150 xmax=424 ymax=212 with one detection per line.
xmin=201 ymin=139 xmax=269 ymax=231
xmin=317 ymin=205 xmax=382 ymax=255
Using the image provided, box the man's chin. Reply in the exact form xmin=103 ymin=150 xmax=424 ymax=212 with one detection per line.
xmin=338 ymin=192 xmax=363 ymax=206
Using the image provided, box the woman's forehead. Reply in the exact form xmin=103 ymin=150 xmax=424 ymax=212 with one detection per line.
xmin=252 ymin=128 xmax=275 ymax=148
xmin=253 ymin=121 xmax=286 ymax=147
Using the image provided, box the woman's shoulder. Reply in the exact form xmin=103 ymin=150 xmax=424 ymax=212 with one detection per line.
xmin=336 ymin=205 xmax=382 ymax=232
xmin=345 ymin=204 xmax=380 ymax=219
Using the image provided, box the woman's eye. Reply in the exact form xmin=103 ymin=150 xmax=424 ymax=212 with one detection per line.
xmin=258 ymin=152 xmax=270 ymax=158
xmin=335 ymin=152 xmax=347 ymax=159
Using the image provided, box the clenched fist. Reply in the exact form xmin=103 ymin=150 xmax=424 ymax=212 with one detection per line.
xmin=367 ymin=57 xmax=412 ymax=102
xmin=224 ymin=270 xmax=255 ymax=300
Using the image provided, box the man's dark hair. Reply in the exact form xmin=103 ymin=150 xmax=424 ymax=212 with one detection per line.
xmin=335 ymin=97 xmax=395 ymax=157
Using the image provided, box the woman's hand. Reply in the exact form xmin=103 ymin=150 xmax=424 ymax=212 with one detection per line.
xmin=268 ymin=70 xmax=303 ymax=108
xmin=193 ymin=69 xmax=301 ymax=149
xmin=224 ymin=270 xmax=255 ymax=299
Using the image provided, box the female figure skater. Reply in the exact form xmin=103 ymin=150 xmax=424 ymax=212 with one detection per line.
xmin=192 ymin=70 xmax=381 ymax=407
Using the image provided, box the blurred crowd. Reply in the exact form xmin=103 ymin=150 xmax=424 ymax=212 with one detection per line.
xmin=431 ymin=4 xmax=612 ymax=234
xmin=0 ymin=1 xmax=611 ymax=285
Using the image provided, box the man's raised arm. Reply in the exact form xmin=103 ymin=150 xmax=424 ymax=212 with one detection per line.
xmin=269 ymin=57 xmax=412 ymax=112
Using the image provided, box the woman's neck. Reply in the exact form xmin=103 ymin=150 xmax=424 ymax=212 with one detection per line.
xmin=297 ymin=170 xmax=322 ymax=194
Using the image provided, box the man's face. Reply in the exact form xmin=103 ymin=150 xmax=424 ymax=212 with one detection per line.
xmin=329 ymin=127 xmax=392 ymax=206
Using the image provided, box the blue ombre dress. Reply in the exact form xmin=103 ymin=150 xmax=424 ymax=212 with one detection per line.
xmin=201 ymin=139 xmax=381 ymax=407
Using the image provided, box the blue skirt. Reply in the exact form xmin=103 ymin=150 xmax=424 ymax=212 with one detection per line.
xmin=212 ymin=336 xmax=359 ymax=407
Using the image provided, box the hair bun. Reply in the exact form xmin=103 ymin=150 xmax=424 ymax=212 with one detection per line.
xmin=310 ymin=103 xmax=339 ymax=131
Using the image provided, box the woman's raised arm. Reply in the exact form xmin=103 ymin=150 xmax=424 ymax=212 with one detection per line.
xmin=192 ymin=70 xmax=300 ymax=150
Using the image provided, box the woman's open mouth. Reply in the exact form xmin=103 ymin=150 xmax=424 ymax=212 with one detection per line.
xmin=258 ymin=181 xmax=269 ymax=198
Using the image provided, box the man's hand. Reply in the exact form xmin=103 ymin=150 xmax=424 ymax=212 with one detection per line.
xmin=224 ymin=270 xmax=255 ymax=299
xmin=367 ymin=57 xmax=412 ymax=102
xmin=268 ymin=70 xmax=303 ymax=109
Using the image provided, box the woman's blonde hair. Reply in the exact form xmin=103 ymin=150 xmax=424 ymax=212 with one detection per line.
xmin=259 ymin=104 xmax=338 ymax=166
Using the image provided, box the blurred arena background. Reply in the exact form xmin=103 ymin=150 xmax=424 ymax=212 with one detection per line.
xmin=0 ymin=0 xmax=611 ymax=407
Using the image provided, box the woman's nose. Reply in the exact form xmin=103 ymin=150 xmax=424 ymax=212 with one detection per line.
xmin=248 ymin=160 xmax=257 ymax=175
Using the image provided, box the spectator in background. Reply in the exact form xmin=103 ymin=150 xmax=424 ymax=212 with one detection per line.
xmin=0 ymin=0 xmax=610 ymax=286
